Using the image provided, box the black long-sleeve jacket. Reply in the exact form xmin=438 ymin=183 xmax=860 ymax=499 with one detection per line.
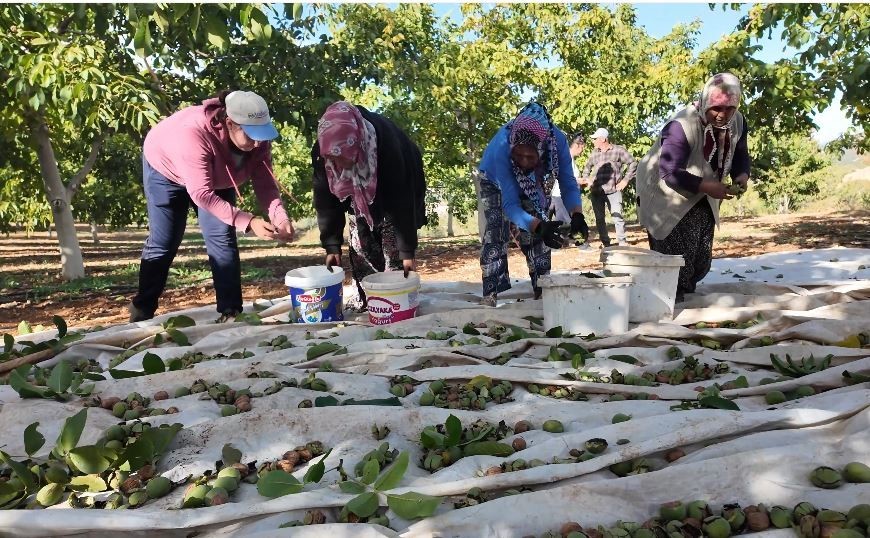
xmin=312 ymin=106 xmax=427 ymax=259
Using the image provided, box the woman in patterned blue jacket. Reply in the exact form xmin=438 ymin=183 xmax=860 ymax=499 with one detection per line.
xmin=476 ymin=102 xmax=589 ymax=306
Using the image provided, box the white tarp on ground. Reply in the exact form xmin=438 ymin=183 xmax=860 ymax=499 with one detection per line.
xmin=0 ymin=248 xmax=868 ymax=537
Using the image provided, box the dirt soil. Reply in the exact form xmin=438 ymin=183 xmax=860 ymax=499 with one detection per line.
xmin=2 ymin=209 xmax=868 ymax=335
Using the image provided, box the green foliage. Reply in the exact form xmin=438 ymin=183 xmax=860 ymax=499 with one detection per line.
xmin=731 ymin=4 xmax=869 ymax=149
xmin=749 ymin=128 xmax=832 ymax=212
xmin=0 ymin=1 xmax=862 ymax=265
xmin=337 ymin=450 xmax=440 ymax=520
xmin=75 ymin=133 xmax=147 ymax=228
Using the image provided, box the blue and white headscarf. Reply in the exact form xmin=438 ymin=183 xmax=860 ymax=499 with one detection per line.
xmin=507 ymin=102 xmax=559 ymax=220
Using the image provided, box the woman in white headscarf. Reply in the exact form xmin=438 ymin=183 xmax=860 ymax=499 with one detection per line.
xmin=636 ymin=73 xmax=751 ymax=302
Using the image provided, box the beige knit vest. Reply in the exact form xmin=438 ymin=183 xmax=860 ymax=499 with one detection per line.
xmin=637 ymin=106 xmax=744 ymax=240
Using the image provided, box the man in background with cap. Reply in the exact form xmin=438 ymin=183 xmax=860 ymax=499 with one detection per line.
xmin=579 ymin=127 xmax=637 ymax=247
xmin=129 ymin=89 xmax=295 ymax=322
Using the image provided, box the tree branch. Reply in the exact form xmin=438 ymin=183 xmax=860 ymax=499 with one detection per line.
xmin=67 ymin=131 xmax=107 ymax=198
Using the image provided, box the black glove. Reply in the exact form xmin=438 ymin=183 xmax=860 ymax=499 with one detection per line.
xmin=569 ymin=212 xmax=589 ymax=242
xmin=534 ymin=220 xmax=565 ymax=249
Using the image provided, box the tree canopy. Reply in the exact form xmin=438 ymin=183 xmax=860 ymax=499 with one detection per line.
xmin=0 ymin=3 xmax=863 ymax=279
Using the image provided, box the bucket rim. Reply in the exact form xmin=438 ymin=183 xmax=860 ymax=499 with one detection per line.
xmin=285 ymin=265 xmax=346 ymax=288
xmin=360 ymin=270 xmax=421 ymax=290
xmin=538 ymin=271 xmax=633 ymax=288
xmin=600 ymin=247 xmax=686 ymax=267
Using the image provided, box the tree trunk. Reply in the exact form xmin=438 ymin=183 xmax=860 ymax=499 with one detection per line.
xmin=464 ymin=111 xmax=485 ymax=244
xmin=29 ymin=115 xmax=85 ymax=280
xmin=90 ymin=222 xmax=100 ymax=245
xmin=446 ymin=204 xmax=454 ymax=237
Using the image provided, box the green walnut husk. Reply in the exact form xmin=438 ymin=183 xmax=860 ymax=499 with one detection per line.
xmin=128 ymin=490 xmax=149 ymax=507
xmin=542 ymin=420 xmax=564 ymax=433
xmin=687 ymin=500 xmax=711 ymax=520
xmin=36 ymin=483 xmax=65 ymax=507
xmin=212 ymin=476 xmax=239 ymax=493
xmin=145 ymin=476 xmax=172 ymax=499
xmin=660 ymin=501 xmax=687 ymax=522
xmin=419 ymin=391 xmax=435 ymax=406
xmin=765 ymin=391 xmax=787 ymax=404
xmin=847 ymin=504 xmax=870 ymax=522
xmin=182 ymin=484 xmax=211 ymax=508
xmin=723 ymin=505 xmax=747 ymax=532
xmin=843 ymin=462 xmax=870 ymax=483
xmin=703 ymin=516 xmax=732 ymax=538
xmin=634 ymin=529 xmax=655 ymax=538
xmin=609 ymin=460 xmax=633 ymax=477
xmin=817 ymin=510 xmax=847 ymax=527
xmin=105 ymin=425 xmax=126 ymax=442
xmin=769 ymin=506 xmax=793 ymax=528
xmin=794 ymin=502 xmax=818 ymax=522
xmin=810 ymin=466 xmax=844 ymax=489
xmin=795 ymin=385 xmax=816 ymax=398
xmin=612 ymin=413 xmax=631 ymax=424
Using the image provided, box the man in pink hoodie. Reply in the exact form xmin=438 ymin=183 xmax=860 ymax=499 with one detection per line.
xmin=130 ymin=90 xmax=295 ymax=322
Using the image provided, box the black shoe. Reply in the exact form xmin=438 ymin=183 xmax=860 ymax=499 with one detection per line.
xmin=675 ymin=292 xmax=686 ymax=304
xmin=128 ymin=303 xmax=153 ymax=322
xmin=216 ymin=308 xmax=241 ymax=323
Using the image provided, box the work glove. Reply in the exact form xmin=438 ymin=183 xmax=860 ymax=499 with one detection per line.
xmin=534 ymin=220 xmax=565 ymax=249
xmin=569 ymin=212 xmax=590 ymax=242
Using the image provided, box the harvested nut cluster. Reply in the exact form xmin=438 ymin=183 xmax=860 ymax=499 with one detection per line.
xmin=540 ymin=501 xmax=870 ymax=538
xmin=85 ymin=392 xmax=175 ymax=420
xmin=419 ymin=377 xmax=514 ymax=409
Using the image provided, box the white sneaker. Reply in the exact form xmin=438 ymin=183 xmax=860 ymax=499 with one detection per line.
xmin=618 ymin=241 xmax=629 ymax=247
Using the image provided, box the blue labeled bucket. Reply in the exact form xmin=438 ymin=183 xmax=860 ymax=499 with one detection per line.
xmin=284 ymin=266 xmax=345 ymax=323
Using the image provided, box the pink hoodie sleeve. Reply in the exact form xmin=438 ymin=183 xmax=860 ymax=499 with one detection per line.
xmin=179 ymin=143 xmax=255 ymax=231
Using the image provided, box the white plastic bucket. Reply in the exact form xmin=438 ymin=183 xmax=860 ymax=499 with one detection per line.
xmin=600 ymin=246 xmax=685 ymax=322
xmin=360 ymin=271 xmax=421 ymax=325
xmin=284 ymin=266 xmax=345 ymax=323
xmin=538 ymin=271 xmax=633 ymax=336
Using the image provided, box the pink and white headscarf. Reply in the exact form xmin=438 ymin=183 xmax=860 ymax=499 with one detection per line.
xmin=697 ymin=72 xmax=743 ymax=174
xmin=317 ymin=101 xmax=379 ymax=229
xmin=699 ymin=72 xmax=742 ymax=118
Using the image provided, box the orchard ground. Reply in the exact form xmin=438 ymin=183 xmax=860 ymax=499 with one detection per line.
xmin=1 ymin=207 xmax=868 ymax=335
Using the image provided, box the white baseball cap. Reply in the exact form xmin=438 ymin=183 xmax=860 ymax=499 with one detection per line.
xmin=225 ymin=91 xmax=279 ymax=141
xmin=590 ymin=127 xmax=609 ymax=140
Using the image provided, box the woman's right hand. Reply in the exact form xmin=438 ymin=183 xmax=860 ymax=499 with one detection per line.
xmin=325 ymin=253 xmax=342 ymax=271
xmin=249 ymin=217 xmax=277 ymax=239
xmin=699 ymin=179 xmax=733 ymax=200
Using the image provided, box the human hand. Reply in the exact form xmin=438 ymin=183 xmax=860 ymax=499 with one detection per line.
xmin=274 ymin=221 xmax=295 ymax=242
xmin=249 ymin=217 xmax=277 ymax=239
xmin=699 ymin=180 xmax=732 ymax=200
xmin=325 ymin=253 xmax=342 ymax=272
xmin=402 ymin=259 xmax=416 ymax=278
xmin=533 ymin=220 xmax=565 ymax=249
xmin=733 ymin=173 xmax=749 ymax=187
xmin=569 ymin=212 xmax=589 ymax=242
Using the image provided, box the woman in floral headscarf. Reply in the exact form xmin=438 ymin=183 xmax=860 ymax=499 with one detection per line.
xmin=477 ymin=101 xmax=589 ymax=306
xmin=636 ymin=72 xmax=751 ymax=302
xmin=312 ymin=101 xmax=427 ymax=308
